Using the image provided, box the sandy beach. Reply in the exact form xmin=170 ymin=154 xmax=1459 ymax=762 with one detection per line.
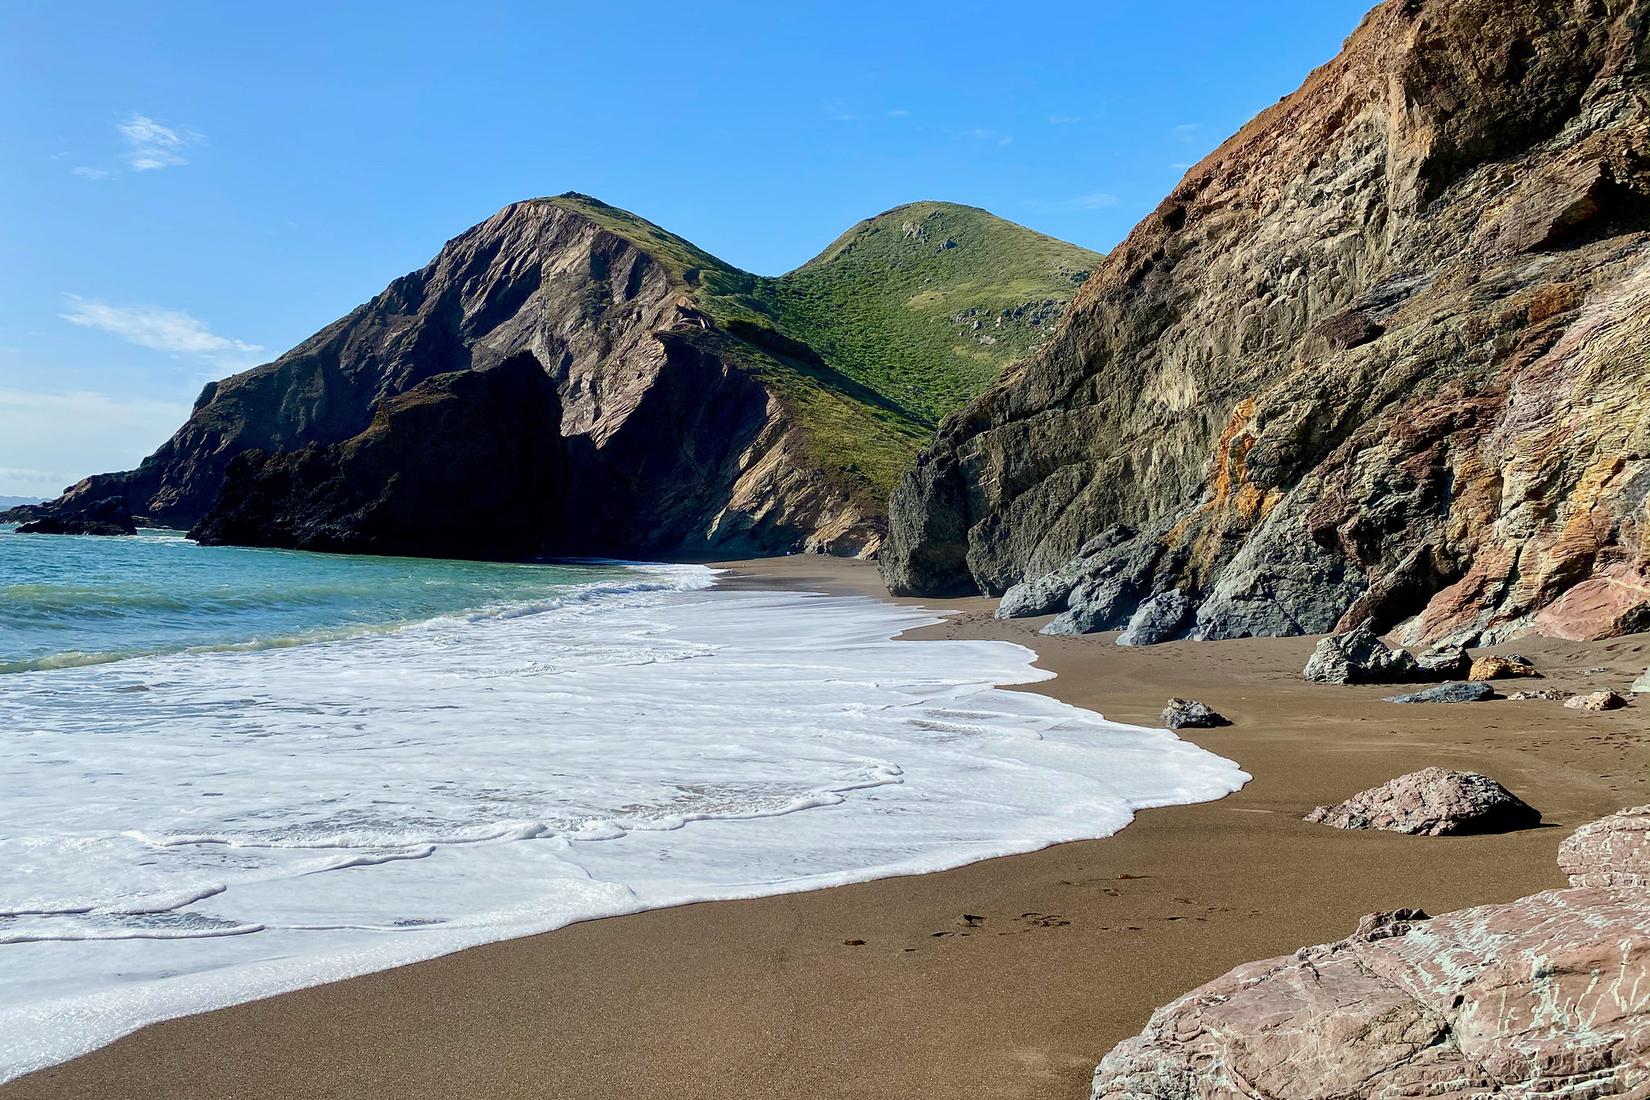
xmin=7 ymin=554 xmax=1647 ymax=1100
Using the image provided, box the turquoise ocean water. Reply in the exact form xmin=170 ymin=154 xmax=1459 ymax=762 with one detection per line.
xmin=0 ymin=526 xmax=629 ymax=674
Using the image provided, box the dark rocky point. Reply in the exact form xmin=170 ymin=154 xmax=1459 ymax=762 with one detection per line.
xmin=14 ymin=495 xmax=136 ymax=537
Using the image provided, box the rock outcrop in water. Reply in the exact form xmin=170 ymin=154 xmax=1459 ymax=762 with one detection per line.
xmin=9 ymin=196 xmax=1096 ymax=560
xmin=885 ymin=0 xmax=1650 ymax=649
xmin=14 ymin=495 xmax=135 ymax=537
xmin=1091 ymin=810 xmax=1650 ymax=1099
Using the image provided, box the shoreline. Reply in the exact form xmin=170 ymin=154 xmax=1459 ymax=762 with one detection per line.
xmin=5 ymin=554 xmax=1647 ymax=1100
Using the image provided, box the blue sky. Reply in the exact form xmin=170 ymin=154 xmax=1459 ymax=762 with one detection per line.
xmin=0 ymin=0 xmax=1371 ymax=498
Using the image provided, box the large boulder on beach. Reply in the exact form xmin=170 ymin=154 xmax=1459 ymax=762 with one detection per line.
xmin=1560 ymin=806 xmax=1650 ymax=888
xmin=1089 ymin=887 xmax=1650 ymax=1099
xmin=1301 ymin=624 xmax=1417 ymax=684
xmin=1305 ymin=767 xmax=1539 ymax=836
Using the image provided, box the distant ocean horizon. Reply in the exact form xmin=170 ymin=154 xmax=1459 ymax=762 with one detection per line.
xmin=0 ymin=526 xmax=1246 ymax=1081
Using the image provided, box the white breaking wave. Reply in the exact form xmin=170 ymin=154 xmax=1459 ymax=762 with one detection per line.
xmin=0 ymin=563 xmax=1247 ymax=1081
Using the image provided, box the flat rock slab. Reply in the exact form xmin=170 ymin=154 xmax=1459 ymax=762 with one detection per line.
xmin=1305 ymin=767 xmax=1540 ymax=836
xmin=1384 ymin=681 xmax=1494 ymax=704
xmin=1561 ymin=806 xmax=1650 ymax=887
xmin=1091 ymin=887 xmax=1650 ymax=1099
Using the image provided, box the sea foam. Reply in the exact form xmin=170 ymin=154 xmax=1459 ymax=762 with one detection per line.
xmin=0 ymin=564 xmax=1246 ymax=1081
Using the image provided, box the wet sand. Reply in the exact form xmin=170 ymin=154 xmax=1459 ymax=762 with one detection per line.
xmin=7 ymin=555 xmax=1647 ymax=1100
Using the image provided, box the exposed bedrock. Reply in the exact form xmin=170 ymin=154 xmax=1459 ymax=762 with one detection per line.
xmin=886 ymin=0 xmax=1650 ymax=649
xmin=1561 ymin=805 xmax=1650 ymax=887
xmin=1091 ymin=808 xmax=1650 ymax=1099
xmin=1089 ymin=886 xmax=1650 ymax=1099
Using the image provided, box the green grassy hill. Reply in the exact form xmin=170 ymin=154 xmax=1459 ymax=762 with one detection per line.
xmin=760 ymin=201 xmax=1098 ymax=423
xmin=543 ymin=193 xmax=1101 ymax=505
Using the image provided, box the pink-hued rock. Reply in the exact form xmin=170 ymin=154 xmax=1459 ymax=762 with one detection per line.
xmin=1565 ymin=690 xmax=1629 ymax=712
xmin=1531 ymin=565 xmax=1650 ymax=642
xmin=1090 ymin=887 xmax=1650 ymax=1099
xmin=1561 ymin=806 xmax=1650 ymax=888
xmin=1305 ymin=767 xmax=1540 ymax=836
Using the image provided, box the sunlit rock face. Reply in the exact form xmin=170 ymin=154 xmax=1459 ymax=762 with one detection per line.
xmin=886 ymin=0 xmax=1650 ymax=650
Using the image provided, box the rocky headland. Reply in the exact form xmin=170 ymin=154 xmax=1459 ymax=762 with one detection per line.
xmin=9 ymin=198 xmax=1095 ymax=560
xmin=884 ymin=0 xmax=1650 ymax=652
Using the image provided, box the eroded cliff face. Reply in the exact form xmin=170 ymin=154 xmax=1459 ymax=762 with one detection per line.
xmin=188 ymin=354 xmax=568 ymax=559
xmin=884 ymin=0 xmax=1650 ymax=646
xmin=30 ymin=199 xmax=884 ymax=558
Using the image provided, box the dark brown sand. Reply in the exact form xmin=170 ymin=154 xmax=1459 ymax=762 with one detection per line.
xmin=7 ymin=556 xmax=1648 ymax=1100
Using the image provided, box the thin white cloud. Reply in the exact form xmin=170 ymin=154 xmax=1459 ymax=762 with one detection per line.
xmin=61 ymin=296 xmax=262 ymax=365
xmin=1047 ymin=115 xmax=1081 ymax=125
xmin=962 ymin=127 xmax=1014 ymax=148
xmin=887 ymin=108 xmax=912 ymax=118
xmin=66 ymin=113 xmax=205 ymax=178
xmin=0 ymin=390 xmax=191 ymax=497
xmin=119 ymin=113 xmax=202 ymax=170
xmin=1172 ymin=122 xmax=1203 ymax=141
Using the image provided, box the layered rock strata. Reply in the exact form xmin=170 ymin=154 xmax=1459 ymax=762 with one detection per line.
xmin=886 ymin=0 xmax=1650 ymax=651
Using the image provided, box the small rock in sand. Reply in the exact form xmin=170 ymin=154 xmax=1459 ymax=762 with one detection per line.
xmin=1384 ymin=681 xmax=1494 ymax=704
xmin=1564 ymin=690 xmax=1627 ymax=712
xmin=1305 ymin=767 xmax=1540 ymax=836
xmin=1161 ymin=698 xmax=1231 ymax=729
xmin=1468 ymin=653 xmax=1540 ymax=681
